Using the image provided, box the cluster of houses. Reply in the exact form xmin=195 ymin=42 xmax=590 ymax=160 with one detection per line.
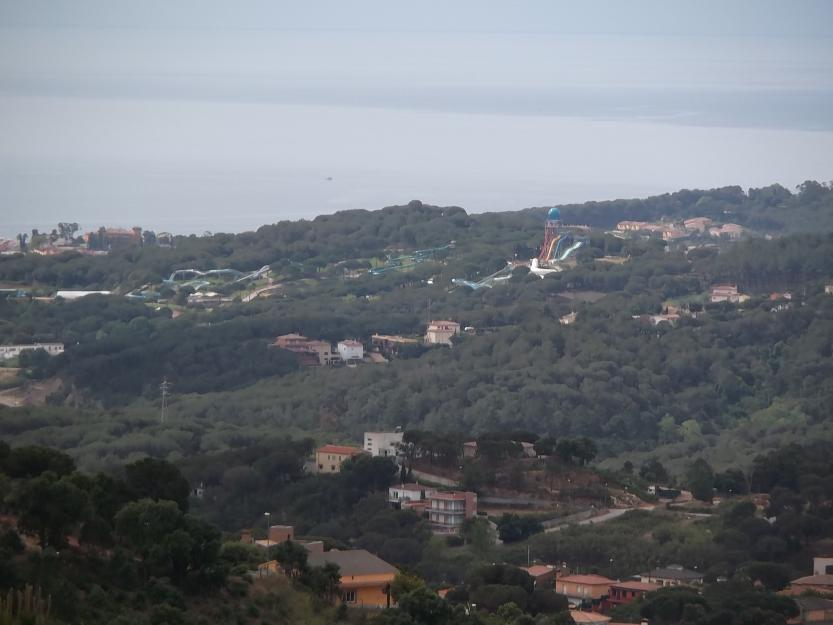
xmin=615 ymin=217 xmax=744 ymax=242
xmin=272 ymin=320 xmax=462 ymax=367
xmin=312 ymin=431 xmax=479 ymax=535
xmin=272 ymin=333 xmax=367 ymax=366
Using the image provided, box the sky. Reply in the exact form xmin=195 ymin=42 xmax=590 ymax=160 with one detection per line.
xmin=1 ymin=0 xmax=832 ymax=237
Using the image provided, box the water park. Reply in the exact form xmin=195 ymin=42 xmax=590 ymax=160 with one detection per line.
xmin=452 ymin=207 xmax=585 ymax=288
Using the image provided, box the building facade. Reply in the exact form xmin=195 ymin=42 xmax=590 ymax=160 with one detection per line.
xmin=314 ymin=444 xmax=365 ymax=474
xmin=338 ymin=340 xmax=364 ymax=363
xmin=424 ymin=320 xmax=461 ymax=346
xmin=427 ymin=491 xmax=477 ymax=534
xmin=710 ymin=284 xmax=743 ymax=303
xmin=640 ymin=565 xmax=703 ymax=587
xmin=0 ymin=343 xmax=64 ymax=361
xmin=556 ymin=574 xmax=615 ymax=606
xmin=365 ymin=431 xmax=404 ymax=458
xmin=306 ymin=549 xmax=398 ymax=608
xmin=604 ymin=581 xmax=660 ymax=609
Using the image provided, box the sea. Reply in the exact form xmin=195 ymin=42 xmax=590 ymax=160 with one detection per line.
xmin=1 ymin=28 xmax=832 ymax=238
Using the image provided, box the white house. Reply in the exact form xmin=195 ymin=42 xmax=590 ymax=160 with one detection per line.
xmin=337 ymin=340 xmax=364 ymax=363
xmin=0 ymin=343 xmax=64 ymax=361
xmin=364 ymin=431 xmax=404 ymax=458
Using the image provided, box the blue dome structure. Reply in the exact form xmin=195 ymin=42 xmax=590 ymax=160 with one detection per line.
xmin=547 ymin=207 xmax=561 ymax=221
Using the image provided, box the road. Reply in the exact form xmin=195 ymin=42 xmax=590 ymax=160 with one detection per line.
xmin=544 ymin=507 xmax=643 ymax=533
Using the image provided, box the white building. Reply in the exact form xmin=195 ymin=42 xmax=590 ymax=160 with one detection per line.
xmin=814 ymin=556 xmax=833 ymax=576
xmin=337 ymin=340 xmax=364 ymax=363
xmin=0 ymin=343 xmax=64 ymax=361
xmin=424 ymin=320 xmax=461 ymax=346
xmin=364 ymin=431 xmax=404 ymax=458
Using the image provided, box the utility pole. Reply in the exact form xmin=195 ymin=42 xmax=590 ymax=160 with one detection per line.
xmin=160 ymin=377 xmax=170 ymax=423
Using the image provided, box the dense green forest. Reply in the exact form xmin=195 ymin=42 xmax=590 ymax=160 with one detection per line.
xmin=1 ymin=183 xmax=833 ymax=476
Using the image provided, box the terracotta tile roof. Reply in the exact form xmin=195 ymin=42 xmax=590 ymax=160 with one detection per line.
xmin=792 ymin=574 xmax=833 ymax=586
xmin=525 ymin=565 xmax=556 ymax=577
xmin=317 ymin=444 xmax=363 ymax=456
xmin=559 ymin=574 xmax=615 ymax=585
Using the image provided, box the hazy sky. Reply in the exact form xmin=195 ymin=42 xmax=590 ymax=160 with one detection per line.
xmin=1 ymin=1 xmax=832 ymax=236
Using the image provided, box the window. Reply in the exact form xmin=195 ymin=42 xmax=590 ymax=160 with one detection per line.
xmin=343 ymin=590 xmax=356 ymax=603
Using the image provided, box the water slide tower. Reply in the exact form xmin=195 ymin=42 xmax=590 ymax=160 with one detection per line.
xmin=538 ymin=207 xmax=562 ymax=262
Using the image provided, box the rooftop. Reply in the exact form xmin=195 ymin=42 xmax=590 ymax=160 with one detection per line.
xmin=525 ymin=565 xmax=556 ymax=577
xmin=559 ymin=574 xmax=615 ymax=585
xmin=792 ymin=574 xmax=833 ymax=586
xmin=793 ymin=596 xmax=833 ymax=611
xmin=391 ymin=483 xmax=424 ymax=492
xmin=642 ymin=567 xmax=703 ymax=580
xmin=430 ymin=491 xmax=472 ymax=501
xmin=611 ymin=581 xmax=660 ymax=592
xmin=307 ymin=549 xmax=397 ymax=578
xmin=317 ymin=444 xmax=363 ymax=456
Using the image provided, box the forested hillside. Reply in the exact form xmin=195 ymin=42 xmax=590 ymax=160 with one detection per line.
xmin=1 ymin=182 xmax=832 ymax=475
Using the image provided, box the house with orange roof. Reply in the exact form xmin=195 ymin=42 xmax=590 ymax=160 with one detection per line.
xmin=314 ymin=444 xmax=366 ymax=474
xmin=603 ymin=580 xmax=660 ymax=609
xmin=556 ymin=574 xmax=616 ymax=606
xmin=524 ymin=564 xmax=560 ymax=588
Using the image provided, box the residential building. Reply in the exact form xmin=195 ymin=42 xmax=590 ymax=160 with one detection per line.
xmin=106 ymin=227 xmax=143 ymax=249
xmin=524 ymin=565 xmax=558 ymax=589
xmin=371 ymin=333 xmax=419 ymax=355
xmin=640 ymin=565 xmax=703 ymax=587
xmin=683 ymin=217 xmax=713 ymax=232
xmin=273 ymin=333 xmax=311 ymax=351
xmin=253 ymin=525 xmax=296 ymax=548
xmin=784 ymin=574 xmax=833 ymax=596
xmin=424 ymin=320 xmax=461 ymax=346
xmin=0 ymin=343 xmax=64 ymax=361
xmin=604 ymin=581 xmax=660 ymax=609
xmin=710 ymin=284 xmax=744 ymax=304
xmin=556 ymin=574 xmax=616 ymax=606
xmin=709 ymin=223 xmax=744 ymax=240
xmin=314 ymin=444 xmax=365 ymax=474
xmin=662 ymin=229 xmax=687 ymax=241
xmin=559 ymin=312 xmax=577 ymax=325
xmin=364 ymin=431 xmax=403 ymax=458
xmin=272 ymin=334 xmax=341 ymax=366
xmin=789 ymin=596 xmax=833 ymax=623
xmin=814 ymin=556 xmax=833 ymax=576
xmin=306 ymin=549 xmax=398 ymax=608
xmin=268 ymin=525 xmax=294 ymax=544
xmin=616 ymin=221 xmax=665 ymax=233
xmin=428 ymin=491 xmax=477 ymax=534
xmin=338 ymin=340 xmax=364 ymax=364
xmin=389 ymin=483 xmax=436 ymax=514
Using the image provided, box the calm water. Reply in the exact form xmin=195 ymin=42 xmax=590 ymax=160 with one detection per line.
xmin=1 ymin=27 xmax=832 ymax=238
